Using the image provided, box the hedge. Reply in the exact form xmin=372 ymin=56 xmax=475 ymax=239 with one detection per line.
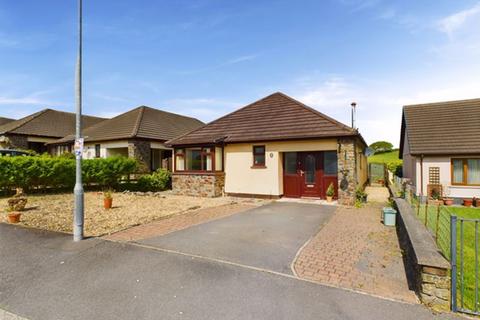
xmin=136 ymin=169 xmax=172 ymax=192
xmin=0 ymin=155 xmax=137 ymax=191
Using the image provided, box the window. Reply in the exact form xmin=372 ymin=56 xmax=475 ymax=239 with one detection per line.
xmin=175 ymin=149 xmax=185 ymax=171
xmin=305 ymin=154 xmax=316 ymax=184
xmin=252 ymin=145 xmax=265 ymax=167
xmin=324 ymin=151 xmax=338 ymax=176
xmin=175 ymin=147 xmax=219 ymax=172
xmin=215 ymin=147 xmax=223 ymax=171
xmin=284 ymin=152 xmax=297 ymax=174
xmin=452 ymin=158 xmax=480 ymax=186
xmin=95 ymin=144 xmax=101 ymax=158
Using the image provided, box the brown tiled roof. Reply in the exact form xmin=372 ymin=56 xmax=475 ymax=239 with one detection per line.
xmin=0 ymin=109 xmax=105 ymax=138
xmin=399 ymin=98 xmax=480 ymax=157
xmin=167 ymin=92 xmax=361 ymax=146
xmin=52 ymin=106 xmax=204 ymax=144
xmin=0 ymin=117 xmax=14 ymax=126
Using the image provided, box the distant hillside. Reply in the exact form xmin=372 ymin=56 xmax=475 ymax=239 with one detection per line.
xmin=368 ymin=149 xmax=402 ymax=175
xmin=368 ymin=150 xmax=401 ymax=163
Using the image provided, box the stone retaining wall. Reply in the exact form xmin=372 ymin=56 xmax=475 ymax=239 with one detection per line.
xmin=172 ymin=173 xmax=225 ymax=197
xmin=394 ymin=197 xmax=451 ymax=312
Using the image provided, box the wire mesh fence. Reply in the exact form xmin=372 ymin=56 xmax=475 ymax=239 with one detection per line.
xmin=398 ymin=178 xmax=480 ymax=314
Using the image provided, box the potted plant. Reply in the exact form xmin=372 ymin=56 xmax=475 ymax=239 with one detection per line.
xmin=429 ymin=189 xmax=443 ymax=206
xmin=474 ymin=197 xmax=480 ymax=207
xmin=6 ymin=207 xmax=21 ymax=223
xmin=326 ymin=183 xmax=335 ymax=203
xmin=443 ymin=186 xmax=453 ymax=206
xmin=6 ymin=188 xmax=27 ymax=223
xmin=463 ymin=198 xmax=473 ymax=207
xmin=104 ymin=190 xmax=113 ymax=209
xmin=443 ymin=198 xmax=454 ymax=206
xmin=356 ymin=187 xmax=367 ymax=203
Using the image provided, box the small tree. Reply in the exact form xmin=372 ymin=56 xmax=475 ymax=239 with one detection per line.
xmin=369 ymin=141 xmax=393 ymax=154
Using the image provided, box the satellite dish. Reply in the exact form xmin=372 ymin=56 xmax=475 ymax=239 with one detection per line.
xmin=365 ymin=148 xmax=374 ymax=157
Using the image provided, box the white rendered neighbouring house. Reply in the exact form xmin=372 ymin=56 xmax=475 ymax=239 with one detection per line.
xmin=400 ymin=98 xmax=480 ymax=201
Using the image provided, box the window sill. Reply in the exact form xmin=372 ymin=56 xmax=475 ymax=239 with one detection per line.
xmin=173 ymin=171 xmax=224 ymax=176
xmin=450 ymin=184 xmax=480 ymax=189
xmin=251 ymin=165 xmax=267 ymax=169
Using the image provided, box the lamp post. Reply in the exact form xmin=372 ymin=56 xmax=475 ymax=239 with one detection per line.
xmin=73 ymin=0 xmax=84 ymax=241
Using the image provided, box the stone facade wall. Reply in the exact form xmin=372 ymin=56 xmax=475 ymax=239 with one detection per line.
xmin=128 ymin=140 xmax=151 ymax=173
xmin=337 ymin=138 xmax=357 ymax=206
xmin=172 ymin=173 xmax=225 ymax=197
xmin=1 ymin=134 xmax=29 ymax=150
xmin=419 ymin=266 xmax=450 ymax=312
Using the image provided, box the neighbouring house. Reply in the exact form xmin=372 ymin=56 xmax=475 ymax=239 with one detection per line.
xmin=166 ymin=92 xmax=368 ymax=205
xmin=50 ymin=106 xmax=204 ymax=172
xmin=0 ymin=117 xmax=15 ymax=126
xmin=0 ymin=109 xmax=105 ymax=154
xmin=400 ymin=98 xmax=480 ymax=200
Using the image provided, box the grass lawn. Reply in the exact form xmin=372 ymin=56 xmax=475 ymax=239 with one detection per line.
xmin=367 ymin=150 xmax=401 ymax=163
xmin=413 ymin=203 xmax=480 ymax=312
xmin=447 ymin=206 xmax=480 ymax=312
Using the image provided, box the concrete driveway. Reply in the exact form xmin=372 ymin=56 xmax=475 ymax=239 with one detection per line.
xmin=138 ymin=202 xmax=336 ymax=274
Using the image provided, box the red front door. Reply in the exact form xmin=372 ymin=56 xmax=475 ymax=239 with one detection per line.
xmin=283 ymin=151 xmax=338 ymax=199
xmin=299 ymin=152 xmax=322 ymax=197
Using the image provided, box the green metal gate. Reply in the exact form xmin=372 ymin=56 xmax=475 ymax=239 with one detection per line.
xmin=451 ymin=216 xmax=480 ymax=316
xmin=369 ymin=162 xmax=386 ymax=184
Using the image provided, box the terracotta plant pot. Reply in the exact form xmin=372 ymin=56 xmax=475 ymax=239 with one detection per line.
xmin=475 ymin=199 xmax=480 ymax=207
xmin=326 ymin=196 xmax=333 ymax=203
xmin=443 ymin=198 xmax=454 ymax=206
xmin=7 ymin=212 xmax=21 ymax=223
xmin=463 ymin=199 xmax=473 ymax=207
xmin=104 ymin=198 xmax=113 ymax=209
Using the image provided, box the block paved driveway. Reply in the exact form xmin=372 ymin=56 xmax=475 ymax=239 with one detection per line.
xmin=137 ymin=202 xmax=336 ymax=274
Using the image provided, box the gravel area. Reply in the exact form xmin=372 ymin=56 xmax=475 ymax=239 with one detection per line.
xmin=0 ymin=191 xmax=267 ymax=237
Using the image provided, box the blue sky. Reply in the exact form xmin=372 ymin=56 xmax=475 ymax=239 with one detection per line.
xmin=1 ymin=0 xmax=479 ymax=146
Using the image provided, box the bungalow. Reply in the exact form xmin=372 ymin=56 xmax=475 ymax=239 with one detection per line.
xmin=0 ymin=109 xmax=105 ymax=154
xmin=166 ymin=92 xmax=368 ymax=205
xmin=400 ymin=98 xmax=480 ymax=200
xmin=0 ymin=117 xmax=14 ymax=126
xmin=51 ymin=106 xmax=204 ymax=172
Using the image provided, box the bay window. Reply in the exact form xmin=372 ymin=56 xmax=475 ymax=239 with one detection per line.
xmin=452 ymin=158 xmax=480 ymax=186
xmin=175 ymin=146 xmax=222 ymax=172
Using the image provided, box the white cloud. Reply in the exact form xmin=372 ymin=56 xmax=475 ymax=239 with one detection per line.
xmin=437 ymin=2 xmax=480 ymax=36
xmin=288 ymin=69 xmax=480 ymax=147
xmin=176 ymin=53 xmax=259 ymax=75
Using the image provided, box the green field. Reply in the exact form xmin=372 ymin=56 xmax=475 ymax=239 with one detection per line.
xmin=367 ymin=150 xmax=402 ymax=174
xmin=367 ymin=150 xmax=401 ymax=163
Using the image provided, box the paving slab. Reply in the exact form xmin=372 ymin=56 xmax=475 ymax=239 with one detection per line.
xmin=138 ymin=202 xmax=336 ymax=274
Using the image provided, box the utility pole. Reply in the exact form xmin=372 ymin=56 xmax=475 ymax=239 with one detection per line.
xmin=73 ymin=0 xmax=84 ymax=241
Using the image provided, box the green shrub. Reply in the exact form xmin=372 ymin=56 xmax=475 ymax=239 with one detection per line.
xmin=0 ymin=155 xmax=137 ymax=191
xmin=136 ymin=169 xmax=171 ymax=192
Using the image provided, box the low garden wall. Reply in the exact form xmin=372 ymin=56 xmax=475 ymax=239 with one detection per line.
xmin=394 ymin=197 xmax=451 ymax=312
xmin=172 ymin=172 xmax=225 ymax=197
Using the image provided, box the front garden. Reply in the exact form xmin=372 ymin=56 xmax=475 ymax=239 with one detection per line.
xmin=0 ymin=154 xmax=268 ymax=238
xmin=1 ymin=191 xmax=247 ymax=237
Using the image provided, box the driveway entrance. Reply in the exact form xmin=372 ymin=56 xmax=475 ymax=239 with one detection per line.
xmin=138 ymin=202 xmax=336 ymax=274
